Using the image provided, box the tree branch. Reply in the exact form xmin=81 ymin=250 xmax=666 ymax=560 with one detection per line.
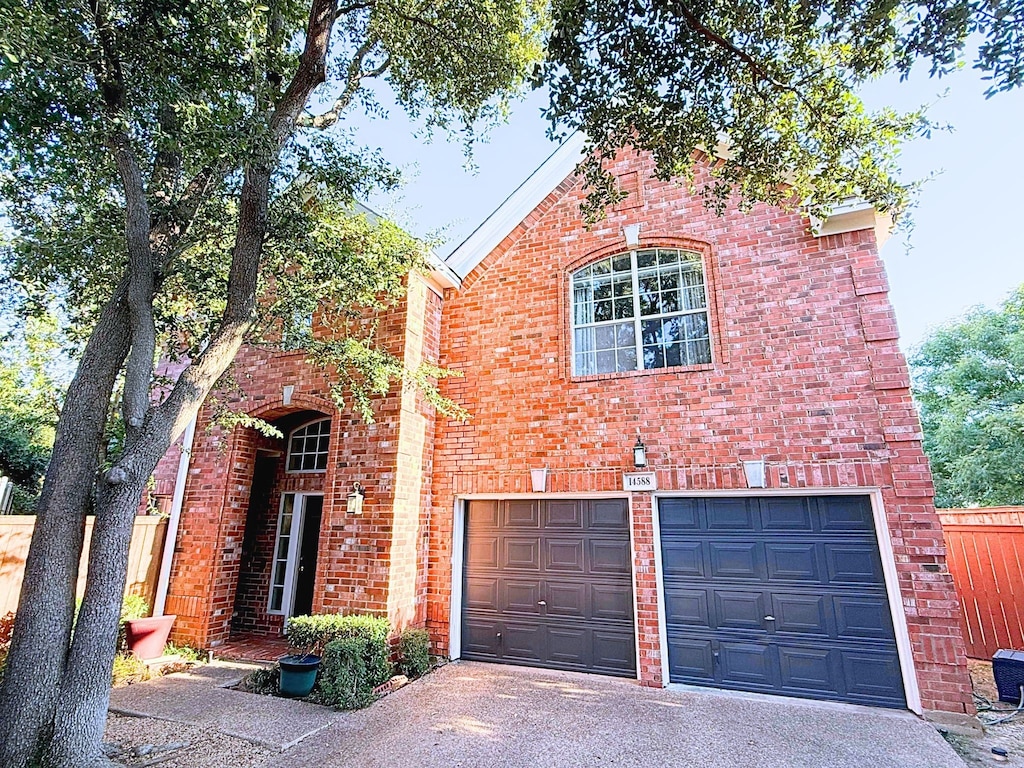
xmin=297 ymin=39 xmax=389 ymax=128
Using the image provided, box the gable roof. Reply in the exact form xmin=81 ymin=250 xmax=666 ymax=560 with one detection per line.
xmin=444 ymin=133 xmax=895 ymax=281
xmin=445 ymin=133 xmax=586 ymax=279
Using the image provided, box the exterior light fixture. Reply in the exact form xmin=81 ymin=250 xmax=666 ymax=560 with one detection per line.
xmin=623 ymin=223 xmax=641 ymax=247
xmin=743 ymin=459 xmax=766 ymax=489
xmin=530 ymin=467 xmax=548 ymax=493
xmin=347 ymin=482 xmax=365 ymax=515
xmin=633 ymin=436 xmax=648 ymax=468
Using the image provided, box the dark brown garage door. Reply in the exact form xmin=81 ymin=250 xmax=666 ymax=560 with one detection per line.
xmin=461 ymin=498 xmax=636 ymax=677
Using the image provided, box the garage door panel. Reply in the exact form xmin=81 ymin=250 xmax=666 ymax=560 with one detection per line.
xmin=834 ymin=596 xmax=895 ymax=640
xmin=826 ymin=544 xmax=884 ymax=584
xmin=506 ymin=500 xmax=540 ymax=528
xmin=660 ymin=498 xmax=700 ymax=530
xmin=713 ymin=590 xmax=767 ymax=631
xmin=709 ymin=542 xmax=761 ymax=579
xmin=818 ymin=497 xmax=874 ymax=531
xmin=591 ymin=539 xmax=631 ymax=574
xmin=463 ymin=499 xmax=636 ymax=678
xmin=760 ymin=497 xmax=814 ymax=531
xmin=591 ymin=499 xmax=630 ymax=529
xmin=661 ymin=541 xmax=705 ymax=577
xmin=765 ymin=543 xmax=821 ymax=582
xmin=467 ymin=536 xmax=499 ymax=568
xmin=502 ymin=623 xmax=544 ymax=662
xmin=592 ymin=630 xmax=636 ymax=673
xmin=840 ymin=651 xmax=904 ymax=705
xmin=462 ymin=619 xmax=501 ymax=658
xmin=719 ymin=642 xmax=776 ymax=687
xmin=546 ymin=539 xmax=585 ymax=572
xmin=591 ymin=583 xmax=634 ymax=622
xmin=777 ymin=646 xmax=837 ymax=693
xmin=664 ymin=588 xmax=710 ymax=628
xmin=667 ymin=638 xmax=715 ymax=681
xmin=503 ymin=580 xmax=542 ymax=615
xmin=545 ymin=501 xmax=584 ymax=529
xmin=468 ymin=501 xmax=499 ymax=528
xmin=548 ymin=627 xmax=588 ymax=668
xmin=706 ymin=498 xmax=757 ymax=530
xmin=465 ymin=577 xmax=499 ymax=611
xmin=660 ymin=495 xmax=907 ymax=709
xmin=505 ymin=538 xmax=541 ymax=570
xmin=771 ymin=593 xmax=829 ymax=636
xmin=546 ymin=581 xmax=586 ymax=618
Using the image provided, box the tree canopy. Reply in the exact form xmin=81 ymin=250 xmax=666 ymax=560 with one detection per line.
xmin=912 ymin=286 xmax=1024 ymax=508
xmin=541 ymin=0 xmax=1024 ymax=220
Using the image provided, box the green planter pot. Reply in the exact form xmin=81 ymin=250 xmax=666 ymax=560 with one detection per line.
xmin=278 ymin=654 xmax=320 ymax=697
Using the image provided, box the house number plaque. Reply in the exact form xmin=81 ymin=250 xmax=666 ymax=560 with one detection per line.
xmin=622 ymin=472 xmax=657 ymax=492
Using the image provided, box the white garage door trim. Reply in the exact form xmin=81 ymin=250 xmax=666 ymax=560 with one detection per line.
xmin=449 ymin=492 xmax=639 ymax=679
xmin=651 ymin=487 xmax=922 ymax=714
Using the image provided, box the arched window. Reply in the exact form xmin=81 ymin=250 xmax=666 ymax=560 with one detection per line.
xmin=571 ymin=248 xmax=711 ymax=376
xmin=286 ymin=418 xmax=331 ymax=472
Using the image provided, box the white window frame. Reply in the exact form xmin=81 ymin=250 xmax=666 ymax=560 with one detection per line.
xmin=267 ymin=491 xmax=323 ymax=617
xmin=285 ymin=417 xmax=331 ymax=474
xmin=570 ymin=248 xmax=712 ymax=376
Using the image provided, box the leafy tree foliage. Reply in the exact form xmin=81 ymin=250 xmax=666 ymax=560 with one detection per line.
xmin=540 ymin=0 xmax=1024 ymax=220
xmin=0 ymin=1 xmax=544 ymax=765
xmin=912 ymin=287 xmax=1024 ymax=507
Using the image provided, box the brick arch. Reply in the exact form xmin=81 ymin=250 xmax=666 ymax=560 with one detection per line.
xmin=563 ymin=234 xmax=713 ymax=275
xmin=246 ymin=393 xmax=336 ymax=424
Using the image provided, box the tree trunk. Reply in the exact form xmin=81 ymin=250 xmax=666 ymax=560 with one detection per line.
xmin=42 ymin=467 xmax=156 ymax=767
xmin=0 ymin=284 xmax=131 ymax=768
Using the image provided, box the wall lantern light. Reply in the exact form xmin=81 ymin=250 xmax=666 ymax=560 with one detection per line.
xmin=347 ymin=482 xmax=366 ymax=515
xmin=623 ymin=223 xmax=641 ymax=248
xmin=743 ymin=459 xmax=767 ymax=489
xmin=530 ymin=467 xmax=548 ymax=493
xmin=633 ymin=436 xmax=648 ymax=469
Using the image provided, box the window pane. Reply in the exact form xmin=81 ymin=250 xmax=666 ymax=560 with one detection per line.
xmin=659 ymin=270 xmax=679 ymax=291
xmin=613 ymin=276 xmax=632 ymax=297
xmin=665 ymin=343 xmax=682 ymax=367
xmin=614 ymin=297 xmax=633 ymax=319
xmin=658 ymin=250 xmax=679 ymax=266
xmin=686 ymin=338 xmax=712 ymax=364
xmin=644 ymin=345 xmax=665 ymax=369
xmin=270 ymin=587 xmax=282 ymax=612
xmin=641 ymin=319 xmax=660 ymax=345
xmin=615 ymin=322 xmax=635 ymax=347
xmin=593 ymin=258 xmax=611 ymax=275
xmin=596 ymin=350 xmax=616 ymax=373
xmin=612 ymin=253 xmax=631 ymax=273
xmin=595 ymin=325 xmax=615 ymax=350
xmin=659 ymin=291 xmax=680 ymax=314
xmin=575 ymin=351 xmax=595 ymax=376
xmin=594 ymin=300 xmax=613 ymax=322
xmin=573 ymin=286 xmax=594 ymax=324
xmin=617 ymin=347 xmax=637 ymax=371
xmin=593 ymin=277 xmax=612 ymax=300
xmin=662 ymin=317 xmax=682 ymax=343
xmin=636 ymin=250 xmax=657 ymax=268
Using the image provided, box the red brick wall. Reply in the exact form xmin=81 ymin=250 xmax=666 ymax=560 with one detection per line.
xmin=165 ymin=277 xmax=444 ymax=646
xmin=426 ymin=151 xmax=972 ymax=714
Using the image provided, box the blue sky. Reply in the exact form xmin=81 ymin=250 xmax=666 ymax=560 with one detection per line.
xmin=349 ymin=66 xmax=1024 ymax=353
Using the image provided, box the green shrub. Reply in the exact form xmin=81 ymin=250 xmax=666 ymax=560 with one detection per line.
xmin=241 ymin=665 xmax=280 ymax=696
xmin=120 ymin=594 xmax=151 ymax=621
xmin=287 ymin=613 xmax=391 ymax=687
xmin=111 ymin=653 xmax=150 ymax=687
xmin=398 ymin=628 xmax=431 ymax=679
xmin=316 ymin=637 xmax=376 ymax=709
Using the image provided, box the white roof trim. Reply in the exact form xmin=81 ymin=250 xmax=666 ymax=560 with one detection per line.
xmin=445 ymin=132 xmax=587 ymax=278
xmin=811 ymin=199 xmax=895 ymax=248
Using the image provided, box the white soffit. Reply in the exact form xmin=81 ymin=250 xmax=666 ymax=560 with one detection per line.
xmin=445 ymin=132 xmax=587 ymax=279
xmin=813 ymin=199 xmax=895 ymax=248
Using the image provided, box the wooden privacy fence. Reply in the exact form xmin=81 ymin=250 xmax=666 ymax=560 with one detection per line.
xmin=939 ymin=507 xmax=1024 ymax=659
xmin=0 ymin=515 xmax=167 ymax=617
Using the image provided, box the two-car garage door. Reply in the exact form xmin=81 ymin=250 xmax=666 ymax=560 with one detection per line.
xmin=460 ymin=494 xmax=906 ymax=709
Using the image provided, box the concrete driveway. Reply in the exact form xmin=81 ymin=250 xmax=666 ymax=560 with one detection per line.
xmin=266 ymin=661 xmax=966 ymax=768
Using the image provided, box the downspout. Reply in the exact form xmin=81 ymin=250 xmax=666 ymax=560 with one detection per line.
xmin=153 ymin=415 xmax=197 ymax=617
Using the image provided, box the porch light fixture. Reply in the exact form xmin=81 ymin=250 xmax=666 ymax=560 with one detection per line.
xmin=743 ymin=459 xmax=766 ymax=489
xmin=347 ymin=482 xmax=365 ymax=515
xmin=633 ymin=436 xmax=648 ymax=469
xmin=623 ymin=223 xmax=641 ymax=248
xmin=530 ymin=467 xmax=548 ymax=493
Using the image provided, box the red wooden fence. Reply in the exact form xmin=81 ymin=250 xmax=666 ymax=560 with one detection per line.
xmin=938 ymin=507 xmax=1024 ymax=659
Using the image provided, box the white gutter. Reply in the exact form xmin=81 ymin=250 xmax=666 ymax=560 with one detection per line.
xmin=153 ymin=415 xmax=197 ymax=616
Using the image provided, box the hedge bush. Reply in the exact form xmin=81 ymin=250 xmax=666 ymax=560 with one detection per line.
xmin=287 ymin=613 xmax=391 ymax=688
xmin=398 ymin=628 xmax=430 ymax=679
xmin=316 ymin=637 xmax=376 ymax=709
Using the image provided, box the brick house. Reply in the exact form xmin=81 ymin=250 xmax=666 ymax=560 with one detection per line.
xmin=152 ymin=134 xmax=973 ymax=718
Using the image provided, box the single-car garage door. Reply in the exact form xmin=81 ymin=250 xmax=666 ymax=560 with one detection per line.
xmin=461 ymin=498 xmax=636 ymax=677
xmin=659 ymin=495 xmax=906 ymax=708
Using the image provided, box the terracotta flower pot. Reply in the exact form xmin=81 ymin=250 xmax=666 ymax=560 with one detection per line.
xmin=124 ymin=615 xmax=177 ymax=660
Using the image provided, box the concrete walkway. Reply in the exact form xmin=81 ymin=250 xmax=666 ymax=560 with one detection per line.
xmin=109 ymin=660 xmax=967 ymax=767
xmin=108 ymin=661 xmax=342 ymax=751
